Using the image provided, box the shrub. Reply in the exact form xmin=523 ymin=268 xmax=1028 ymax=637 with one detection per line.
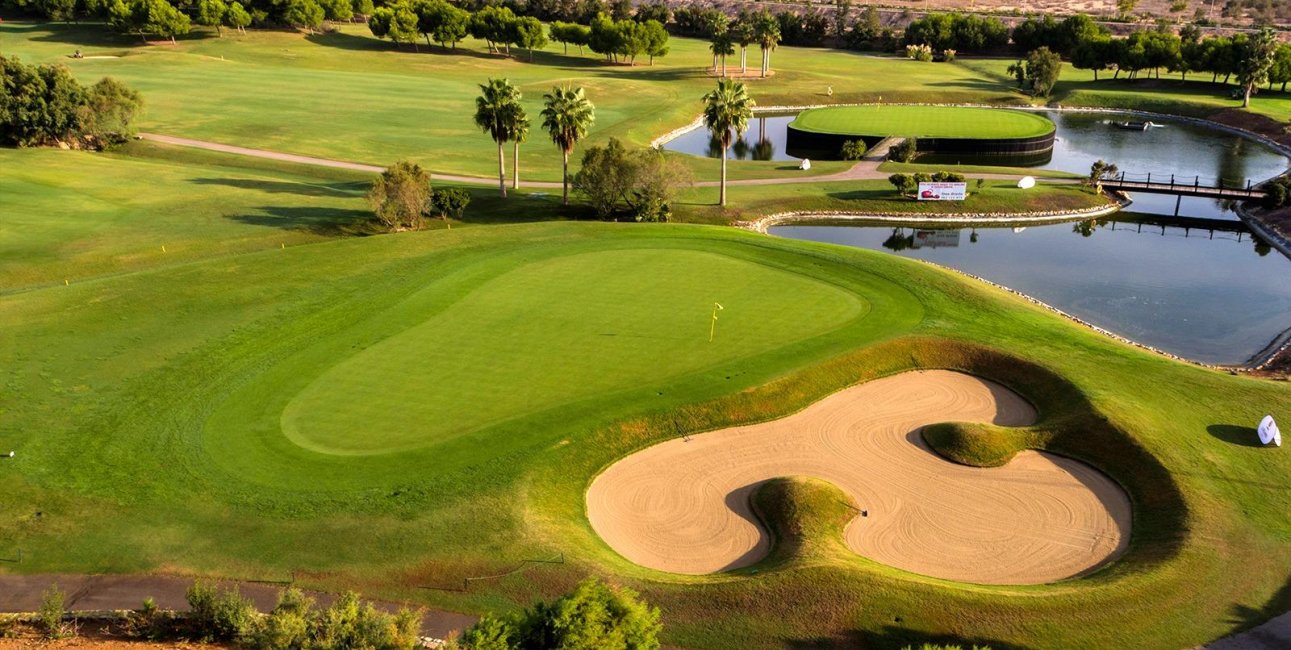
xmin=454 ymin=578 xmax=660 ymax=650
xmin=889 ymin=137 xmax=918 ymax=162
xmin=888 ymin=173 xmax=916 ymax=196
xmin=941 ymin=48 xmax=957 ymax=62
xmin=905 ymin=43 xmax=933 ymax=62
xmin=38 ymin=585 xmax=69 ymax=640
xmin=185 ymin=581 xmax=257 ymax=643
xmin=431 ymin=187 xmax=472 ymax=223
xmin=840 ymin=139 xmax=868 ymax=160
xmin=368 ymin=161 xmax=433 ymax=231
xmin=1261 ymin=177 xmax=1291 ymax=209
xmin=0 ymin=56 xmax=143 ymax=149
xmin=931 ymin=171 xmax=965 ymax=183
xmin=123 ymin=598 xmax=173 ymax=640
xmin=574 ymin=138 xmax=691 ymax=221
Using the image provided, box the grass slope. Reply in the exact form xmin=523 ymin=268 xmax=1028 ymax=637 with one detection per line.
xmin=2 ymin=198 xmax=1289 ymax=648
xmin=789 ymin=105 xmax=1056 ymax=139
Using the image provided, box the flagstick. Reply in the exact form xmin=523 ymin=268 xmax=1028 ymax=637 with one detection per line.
xmin=709 ymin=302 xmax=724 ymax=342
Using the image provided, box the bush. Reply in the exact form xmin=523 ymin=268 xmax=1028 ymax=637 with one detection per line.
xmin=889 ymin=137 xmax=918 ymax=163
xmin=431 ymin=187 xmax=471 ymax=223
xmin=574 ymin=138 xmax=691 ymax=221
xmin=931 ymin=171 xmax=965 ymax=183
xmin=888 ymin=173 xmax=916 ymax=196
xmin=185 ymin=581 xmax=257 ymax=643
xmin=1262 ymin=177 xmax=1291 ymax=209
xmin=123 ymin=598 xmax=174 ymax=640
xmin=905 ymin=43 xmax=933 ymax=62
xmin=840 ymin=139 xmax=867 ymax=160
xmin=38 ymin=586 xmax=69 ymax=640
xmin=367 ymin=161 xmax=433 ymax=231
xmin=453 ymin=578 xmax=661 ymax=650
xmin=0 ymin=56 xmax=143 ymax=148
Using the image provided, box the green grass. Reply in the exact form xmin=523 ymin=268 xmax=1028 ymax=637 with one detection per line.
xmin=921 ymin=421 xmax=1046 ymax=468
xmin=3 ymin=159 xmax=1290 ymax=648
xmin=749 ymin=477 xmax=859 ymax=568
xmin=789 ymin=105 xmax=1056 ymax=139
xmin=0 ymin=22 xmax=1031 ymax=183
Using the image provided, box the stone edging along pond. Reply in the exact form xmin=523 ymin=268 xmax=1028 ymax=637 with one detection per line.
xmin=737 ymin=199 xmax=1126 ymax=234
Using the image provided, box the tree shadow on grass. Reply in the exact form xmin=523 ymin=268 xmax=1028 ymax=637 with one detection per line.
xmin=785 ymin=626 xmax=1033 ymax=649
xmin=27 ymin=22 xmax=217 ymax=48
xmin=191 ymin=177 xmax=368 ymax=198
xmin=227 ymin=206 xmax=373 ymax=236
xmin=1206 ymin=424 xmax=1265 ymax=448
xmin=1224 ymin=573 xmax=1291 ymax=639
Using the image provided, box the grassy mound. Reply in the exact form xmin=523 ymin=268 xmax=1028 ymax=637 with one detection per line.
xmin=749 ymin=477 xmax=859 ymax=568
xmin=921 ymin=421 xmax=1047 ymax=468
xmin=789 ymin=105 xmax=1055 ymax=139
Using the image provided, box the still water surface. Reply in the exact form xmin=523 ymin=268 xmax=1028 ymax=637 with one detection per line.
xmin=771 ymin=218 xmax=1291 ymax=365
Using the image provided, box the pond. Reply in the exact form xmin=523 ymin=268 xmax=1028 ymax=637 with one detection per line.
xmin=770 ymin=217 xmax=1291 ymax=365
xmin=662 ymin=109 xmax=1290 ymax=220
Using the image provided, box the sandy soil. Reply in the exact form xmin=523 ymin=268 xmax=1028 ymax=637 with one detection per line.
xmin=586 ymin=370 xmax=1131 ymax=584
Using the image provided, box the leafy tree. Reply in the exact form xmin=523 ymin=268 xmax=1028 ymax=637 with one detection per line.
xmin=474 ymin=78 xmax=522 ymax=198
xmin=0 ymin=56 xmax=141 ymax=148
xmin=840 ymin=139 xmax=867 ymax=160
xmin=701 ymin=78 xmax=755 ymax=206
xmin=194 ymin=0 xmax=228 ymax=35
xmin=609 ymin=0 xmax=630 ymax=21
xmin=317 ymin=0 xmax=352 ymax=24
xmin=888 ymin=173 xmax=916 ymax=196
xmin=1024 ymin=47 xmax=1062 ymax=97
xmin=540 ymin=85 xmax=595 ymax=206
xmin=470 ymin=5 xmax=517 ymax=55
xmin=633 ymin=1 xmax=668 ymax=25
xmin=550 ymin=21 xmax=591 ymax=55
xmin=1116 ymin=0 xmax=1138 ymax=19
xmin=426 ymin=1 xmax=469 ymax=49
xmin=109 ymin=0 xmax=191 ymax=43
xmin=1270 ymin=44 xmax=1291 ymax=93
xmin=574 ymin=138 xmax=634 ymax=218
xmin=224 ymin=1 xmax=250 ymax=34
xmin=79 ymin=76 xmax=143 ymax=144
xmin=367 ymin=161 xmax=432 ymax=231
xmin=284 ymin=0 xmax=324 ymax=33
xmin=640 ymin=20 xmax=668 ymax=65
xmin=351 ymin=0 xmax=373 ymax=19
xmin=573 ymin=140 xmax=692 ymax=221
xmin=1236 ymin=27 xmax=1278 ymax=108
xmin=889 ymin=138 xmax=917 ymax=162
xmin=430 ymin=187 xmax=471 ymax=223
xmin=512 ymin=15 xmax=547 ymax=61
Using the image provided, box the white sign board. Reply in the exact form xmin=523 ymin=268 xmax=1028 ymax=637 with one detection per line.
xmin=1258 ymin=415 xmax=1281 ymax=447
xmin=917 ymin=182 xmax=968 ymax=201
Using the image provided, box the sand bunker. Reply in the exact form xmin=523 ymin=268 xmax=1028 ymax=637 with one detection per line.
xmin=586 ymin=370 xmax=1131 ymax=584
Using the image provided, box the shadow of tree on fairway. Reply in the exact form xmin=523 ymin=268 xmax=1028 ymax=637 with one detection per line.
xmin=785 ymin=626 xmax=1033 ymax=649
xmin=227 ymin=206 xmax=373 ymax=236
xmin=1222 ymin=573 xmax=1291 ymax=641
xmin=1206 ymin=424 xmax=1266 ymax=448
xmin=191 ymin=177 xmax=368 ymax=198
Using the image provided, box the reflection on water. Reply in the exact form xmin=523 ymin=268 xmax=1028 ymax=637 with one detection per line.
xmin=664 ymin=110 xmax=1290 ymax=219
xmin=772 ymin=217 xmax=1291 ymax=365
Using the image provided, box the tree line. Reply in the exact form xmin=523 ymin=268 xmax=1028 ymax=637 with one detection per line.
xmin=0 ymin=55 xmax=143 ymax=148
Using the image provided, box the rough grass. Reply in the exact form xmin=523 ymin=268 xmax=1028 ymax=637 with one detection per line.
xmin=749 ymin=477 xmax=859 ymax=569
xmin=789 ymin=105 xmax=1056 ymax=139
xmin=921 ymin=421 xmax=1042 ymax=467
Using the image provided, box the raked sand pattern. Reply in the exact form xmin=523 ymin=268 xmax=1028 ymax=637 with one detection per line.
xmin=586 ymin=370 xmax=1131 ymax=584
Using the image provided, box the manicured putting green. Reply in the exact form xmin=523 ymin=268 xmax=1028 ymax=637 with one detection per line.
xmin=266 ymin=248 xmax=866 ymax=455
xmin=789 ymin=105 xmax=1056 ymax=139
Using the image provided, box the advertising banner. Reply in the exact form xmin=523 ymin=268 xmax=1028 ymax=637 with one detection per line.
xmin=917 ymin=182 xmax=968 ymax=201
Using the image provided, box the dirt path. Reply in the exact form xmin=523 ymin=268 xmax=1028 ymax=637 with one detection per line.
xmin=586 ymin=370 xmax=1131 ymax=584
xmin=0 ymin=574 xmax=475 ymax=639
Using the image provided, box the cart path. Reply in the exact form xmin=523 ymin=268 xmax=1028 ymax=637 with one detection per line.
xmin=139 ymin=133 xmax=1063 ymax=188
xmin=0 ymin=574 xmax=475 ymax=639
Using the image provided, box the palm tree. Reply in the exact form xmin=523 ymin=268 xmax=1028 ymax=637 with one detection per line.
xmin=731 ymin=17 xmax=755 ymax=75
xmin=709 ymin=33 xmax=735 ymax=78
xmin=509 ymin=103 xmax=530 ymax=190
xmin=474 ymin=78 xmax=522 ymax=198
xmin=702 ymin=78 xmax=755 ymax=207
xmin=540 ymin=86 xmax=596 ymax=206
xmin=754 ymin=12 xmax=780 ymax=78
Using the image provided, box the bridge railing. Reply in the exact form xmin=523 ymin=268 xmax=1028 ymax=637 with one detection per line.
xmin=1108 ymin=171 xmax=1259 ymax=192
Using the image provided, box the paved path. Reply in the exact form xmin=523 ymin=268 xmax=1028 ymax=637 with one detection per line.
xmin=139 ymin=133 xmax=1062 ymax=189
xmin=1204 ymin=611 xmax=1291 ymax=650
xmin=0 ymin=574 xmax=475 ymax=639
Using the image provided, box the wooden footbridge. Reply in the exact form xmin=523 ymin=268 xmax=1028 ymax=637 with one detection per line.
xmin=1100 ymin=172 xmax=1269 ymax=200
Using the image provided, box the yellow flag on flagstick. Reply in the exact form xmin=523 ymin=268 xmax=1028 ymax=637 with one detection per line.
xmin=709 ymin=302 xmax=724 ymax=342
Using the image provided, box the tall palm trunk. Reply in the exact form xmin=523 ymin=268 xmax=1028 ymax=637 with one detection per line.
xmin=721 ymin=54 xmax=727 ymax=77
xmin=741 ymin=47 xmax=747 ymax=74
xmin=719 ymin=144 xmax=728 ymax=206
xmin=497 ymin=141 xmax=507 ymax=198
xmin=512 ymin=141 xmax=520 ymax=189
xmin=561 ymin=148 xmax=571 ymax=206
